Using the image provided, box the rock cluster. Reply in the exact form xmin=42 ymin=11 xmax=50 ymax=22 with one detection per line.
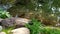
xmin=0 ymin=17 xmax=30 ymax=28
xmin=0 ymin=18 xmax=30 ymax=34
xmin=0 ymin=17 xmax=31 ymax=34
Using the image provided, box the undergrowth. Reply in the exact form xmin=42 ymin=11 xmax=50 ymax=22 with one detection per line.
xmin=25 ymin=18 xmax=43 ymax=34
xmin=25 ymin=18 xmax=60 ymax=34
xmin=1 ymin=18 xmax=60 ymax=34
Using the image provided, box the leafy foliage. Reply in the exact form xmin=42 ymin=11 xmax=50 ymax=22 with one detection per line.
xmin=25 ymin=18 xmax=43 ymax=34
xmin=0 ymin=9 xmax=12 ymax=19
xmin=25 ymin=18 xmax=60 ymax=34
xmin=2 ymin=27 xmax=14 ymax=34
xmin=41 ymin=26 xmax=60 ymax=34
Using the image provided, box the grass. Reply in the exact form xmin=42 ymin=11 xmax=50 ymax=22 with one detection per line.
xmin=25 ymin=18 xmax=43 ymax=34
xmin=2 ymin=27 xmax=14 ymax=34
xmin=25 ymin=18 xmax=60 ymax=34
xmin=41 ymin=26 xmax=60 ymax=34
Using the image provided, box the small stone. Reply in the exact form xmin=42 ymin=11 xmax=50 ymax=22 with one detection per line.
xmin=0 ymin=26 xmax=2 ymax=32
xmin=0 ymin=32 xmax=6 ymax=34
xmin=11 ymin=27 xmax=30 ymax=34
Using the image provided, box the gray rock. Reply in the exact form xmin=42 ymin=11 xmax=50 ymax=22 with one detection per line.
xmin=0 ymin=32 xmax=6 ymax=34
xmin=0 ymin=18 xmax=3 ymax=22
xmin=15 ymin=18 xmax=30 ymax=26
xmin=11 ymin=27 xmax=30 ymax=34
xmin=1 ymin=18 xmax=15 ymax=27
xmin=1 ymin=17 xmax=30 ymax=28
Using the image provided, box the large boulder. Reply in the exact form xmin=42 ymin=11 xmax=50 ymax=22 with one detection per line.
xmin=11 ymin=27 xmax=30 ymax=34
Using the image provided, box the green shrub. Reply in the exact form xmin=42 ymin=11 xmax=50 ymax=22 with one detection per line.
xmin=0 ymin=9 xmax=12 ymax=19
xmin=2 ymin=27 xmax=14 ymax=34
xmin=41 ymin=27 xmax=60 ymax=34
xmin=25 ymin=18 xmax=43 ymax=34
xmin=25 ymin=18 xmax=60 ymax=34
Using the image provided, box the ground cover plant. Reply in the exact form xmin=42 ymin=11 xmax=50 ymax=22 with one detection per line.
xmin=0 ymin=9 xmax=12 ymax=19
xmin=25 ymin=18 xmax=60 ymax=34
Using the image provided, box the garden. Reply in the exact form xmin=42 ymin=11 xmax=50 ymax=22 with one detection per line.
xmin=0 ymin=0 xmax=60 ymax=34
